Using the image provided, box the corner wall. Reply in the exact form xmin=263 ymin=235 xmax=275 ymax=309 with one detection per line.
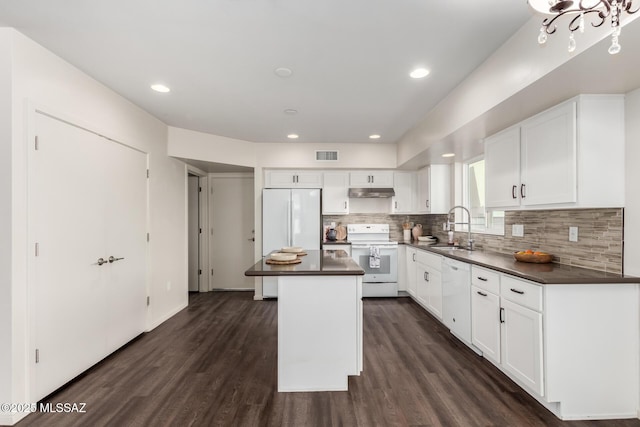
xmin=0 ymin=29 xmax=13 ymax=422
xmin=624 ymin=88 xmax=640 ymax=417
xmin=5 ymin=28 xmax=188 ymax=424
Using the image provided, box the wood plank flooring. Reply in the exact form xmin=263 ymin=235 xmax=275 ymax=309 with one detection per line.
xmin=15 ymin=292 xmax=640 ymax=427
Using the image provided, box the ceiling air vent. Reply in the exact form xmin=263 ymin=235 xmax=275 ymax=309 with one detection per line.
xmin=315 ymin=150 xmax=338 ymax=161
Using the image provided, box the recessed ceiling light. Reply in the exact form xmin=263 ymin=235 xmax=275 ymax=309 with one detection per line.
xmin=409 ymin=68 xmax=430 ymax=79
xmin=369 ymin=134 xmax=381 ymax=140
xmin=275 ymin=67 xmax=293 ymax=78
xmin=442 ymin=153 xmax=455 ymax=158
xmin=284 ymin=109 xmax=298 ymax=115
xmin=150 ymin=84 xmax=171 ymax=93
xmin=287 ymin=134 xmax=299 ymax=139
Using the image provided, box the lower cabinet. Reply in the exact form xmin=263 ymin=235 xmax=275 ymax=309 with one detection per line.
xmin=471 ymin=285 xmax=501 ymax=364
xmin=405 ymin=247 xmax=417 ymax=298
xmin=500 ymin=298 xmax=544 ymax=396
xmin=415 ymin=251 xmax=443 ymax=320
xmin=469 ymin=264 xmax=639 ymax=420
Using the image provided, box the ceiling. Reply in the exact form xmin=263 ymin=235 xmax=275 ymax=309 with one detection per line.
xmin=0 ymin=0 xmax=532 ymax=146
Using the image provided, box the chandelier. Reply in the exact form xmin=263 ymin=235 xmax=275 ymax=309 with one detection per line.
xmin=529 ymin=0 xmax=639 ymax=54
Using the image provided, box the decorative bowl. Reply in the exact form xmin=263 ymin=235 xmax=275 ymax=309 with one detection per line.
xmin=514 ymin=252 xmax=554 ymax=264
xmin=270 ymin=252 xmax=298 ymax=261
xmin=281 ymin=246 xmax=304 ymax=253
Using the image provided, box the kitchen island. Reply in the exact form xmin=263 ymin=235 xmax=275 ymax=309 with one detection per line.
xmin=245 ymin=250 xmax=365 ymax=392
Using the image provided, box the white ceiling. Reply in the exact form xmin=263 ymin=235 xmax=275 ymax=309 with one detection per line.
xmin=0 ymin=0 xmax=532 ymax=145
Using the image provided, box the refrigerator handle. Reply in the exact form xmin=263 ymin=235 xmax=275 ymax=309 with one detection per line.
xmin=287 ymin=198 xmax=292 ymax=246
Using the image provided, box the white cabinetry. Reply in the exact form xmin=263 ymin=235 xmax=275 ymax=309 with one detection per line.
xmin=322 ymin=172 xmax=349 ymax=214
xmin=468 ymin=265 xmax=638 ymax=420
xmin=265 ymin=170 xmax=323 ymax=188
xmin=441 ymin=258 xmax=471 ymax=344
xmin=397 ymin=245 xmax=407 ymax=292
xmin=485 ymin=95 xmax=625 ymax=209
xmin=415 ymin=251 xmax=443 ymax=319
xmin=416 ymin=165 xmax=450 ymax=214
xmin=392 ymin=171 xmax=415 ymax=214
xmin=405 ymin=247 xmax=417 ymax=298
xmin=349 ymin=171 xmax=394 ymax=187
xmin=471 ymin=266 xmax=501 ymax=364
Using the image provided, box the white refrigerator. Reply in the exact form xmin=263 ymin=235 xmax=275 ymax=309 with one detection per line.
xmin=262 ymin=188 xmax=321 ymax=297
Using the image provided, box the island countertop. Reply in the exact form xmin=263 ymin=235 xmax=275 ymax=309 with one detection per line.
xmin=245 ymin=249 xmax=364 ymax=277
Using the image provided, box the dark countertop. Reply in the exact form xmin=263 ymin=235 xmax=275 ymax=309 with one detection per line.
xmin=402 ymin=242 xmax=639 ymax=285
xmin=245 ymin=249 xmax=364 ymax=277
xmin=322 ymin=240 xmax=351 ymax=245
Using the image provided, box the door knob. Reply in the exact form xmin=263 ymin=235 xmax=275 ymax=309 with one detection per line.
xmin=108 ymin=256 xmax=125 ymax=263
xmin=97 ymin=257 xmax=108 ymax=266
xmin=247 ymin=237 xmax=255 ymax=242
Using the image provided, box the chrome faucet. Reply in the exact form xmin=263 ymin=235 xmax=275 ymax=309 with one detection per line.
xmin=447 ymin=205 xmax=474 ymax=251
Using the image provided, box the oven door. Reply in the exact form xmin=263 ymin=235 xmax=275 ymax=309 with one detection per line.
xmin=351 ymin=244 xmax=398 ymax=283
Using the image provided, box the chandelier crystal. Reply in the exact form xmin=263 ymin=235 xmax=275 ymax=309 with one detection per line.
xmin=529 ymin=0 xmax=639 ymax=54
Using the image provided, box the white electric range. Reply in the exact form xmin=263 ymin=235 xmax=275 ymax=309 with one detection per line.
xmin=347 ymin=224 xmax=398 ymax=297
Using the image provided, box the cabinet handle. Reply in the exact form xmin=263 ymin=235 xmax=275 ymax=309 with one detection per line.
xmin=512 ymin=185 xmax=517 ymax=199
xmin=426 ymin=199 xmax=430 ymax=208
xmin=424 ymin=271 xmax=429 ymax=281
xmin=477 ymin=291 xmax=488 ymax=297
xmin=395 ymin=201 xmax=398 ymax=209
xmin=344 ymin=201 xmax=347 ymax=209
xmin=451 ymin=266 xmax=458 ymax=271
xmin=520 ymin=183 xmax=526 ymax=198
xmin=510 ymin=288 xmax=525 ymax=295
xmin=477 ymin=276 xmax=488 ymax=282
xmin=413 ymin=253 xmax=416 ymax=262
xmin=500 ymin=307 xmax=505 ymax=323
xmin=371 ymin=175 xmax=374 ymax=183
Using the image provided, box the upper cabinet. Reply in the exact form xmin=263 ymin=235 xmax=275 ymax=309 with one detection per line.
xmin=322 ymin=172 xmax=349 ymax=215
xmin=349 ymin=171 xmax=394 ymax=188
xmin=416 ymin=165 xmax=451 ymax=214
xmin=391 ymin=172 xmax=415 ymax=214
xmin=265 ymin=170 xmax=323 ymax=188
xmin=485 ymin=95 xmax=624 ymax=210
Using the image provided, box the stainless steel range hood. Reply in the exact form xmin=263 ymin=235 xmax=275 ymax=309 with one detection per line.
xmin=348 ymin=187 xmax=396 ymax=198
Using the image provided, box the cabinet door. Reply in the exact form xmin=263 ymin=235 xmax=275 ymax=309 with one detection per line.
xmin=295 ymin=171 xmax=323 ymax=188
xmin=501 ymin=298 xmax=544 ymax=397
xmin=520 ymin=101 xmax=576 ymax=206
xmin=350 ymin=172 xmax=373 ymax=187
xmin=265 ymin=170 xmax=297 ymax=187
xmin=370 ymin=171 xmax=394 ymax=187
xmin=417 ymin=264 xmax=442 ymax=319
xmin=406 ymin=248 xmax=417 ymax=298
xmin=322 ymin=172 xmax=349 ymax=214
xmin=416 ymin=167 xmax=431 ymax=213
xmin=392 ymin=172 xmax=414 ymax=214
xmin=471 ymin=286 xmax=501 ymax=364
xmin=428 ymin=165 xmax=451 ymax=214
xmin=485 ymin=127 xmax=521 ymax=209
xmin=427 ymin=268 xmax=443 ymax=320
xmin=349 ymin=171 xmax=394 ymax=187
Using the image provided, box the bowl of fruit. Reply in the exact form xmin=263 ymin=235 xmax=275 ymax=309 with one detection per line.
xmin=514 ymin=249 xmax=554 ymax=264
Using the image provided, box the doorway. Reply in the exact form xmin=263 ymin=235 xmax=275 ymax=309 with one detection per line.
xmin=209 ymin=173 xmax=255 ymax=290
xmin=187 ymin=169 xmax=208 ymax=292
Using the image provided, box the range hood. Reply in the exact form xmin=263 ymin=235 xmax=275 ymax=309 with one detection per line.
xmin=348 ymin=187 xmax=396 ymax=198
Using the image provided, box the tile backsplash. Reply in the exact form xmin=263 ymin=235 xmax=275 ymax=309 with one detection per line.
xmin=324 ymin=208 xmax=624 ymax=274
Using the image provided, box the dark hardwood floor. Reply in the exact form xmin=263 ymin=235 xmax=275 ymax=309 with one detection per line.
xmin=15 ymin=292 xmax=640 ymax=427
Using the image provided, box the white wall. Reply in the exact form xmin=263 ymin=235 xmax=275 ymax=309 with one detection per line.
xmin=0 ymin=29 xmax=13 ymax=415
xmin=4 ymin=29 xmax=188 ymax=424
xmin=624 ymin=88 xmax=640 ymax=416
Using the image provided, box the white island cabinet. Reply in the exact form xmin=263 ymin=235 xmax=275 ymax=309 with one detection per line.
xmin=245 ymin=250 xmax=364 ymax=392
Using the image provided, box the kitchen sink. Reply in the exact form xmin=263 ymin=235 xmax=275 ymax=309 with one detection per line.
xmin=430 ymin=245 xmax=472 ymax=252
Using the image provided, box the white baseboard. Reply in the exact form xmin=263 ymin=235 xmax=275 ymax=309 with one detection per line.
xmin=1 ymin=411 xmax=28 ymax=426
xmin=146 ymin=301 xmax=188 ymax=332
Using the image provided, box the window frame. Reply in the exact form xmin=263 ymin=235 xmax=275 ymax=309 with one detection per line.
xmin=462 ymin=156 xmax=505 ymax=236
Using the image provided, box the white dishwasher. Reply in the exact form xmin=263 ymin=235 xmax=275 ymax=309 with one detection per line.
xmin=442 ymin=258 xmax=473 ymax=347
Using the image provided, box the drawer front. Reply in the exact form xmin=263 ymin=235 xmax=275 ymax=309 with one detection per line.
xmin=500 ymin=275 xmax=543 ymax=312
xmin=416 ymin=250 xmax=442 ymax=270
xmin=471 ymin=265 xmax=500 ymax=294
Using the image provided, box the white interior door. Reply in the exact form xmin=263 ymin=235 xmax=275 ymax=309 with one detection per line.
xmin=210 ymin=175 xmax=255 ymax=290
xmin=30 ymin=112 xmax=147 ymax=401
xmin=187 ymin=175 xmax=200 ymax=292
